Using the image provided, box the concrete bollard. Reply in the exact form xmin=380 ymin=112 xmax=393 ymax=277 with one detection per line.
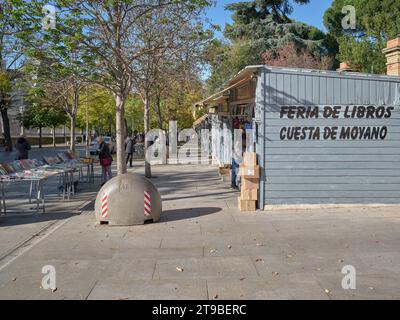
xmin=95 ymin=173 xmax=162 ymax=226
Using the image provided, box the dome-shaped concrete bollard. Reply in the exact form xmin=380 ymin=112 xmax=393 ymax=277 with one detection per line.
xmin=95 ymin=173 xmax=162 ymax=226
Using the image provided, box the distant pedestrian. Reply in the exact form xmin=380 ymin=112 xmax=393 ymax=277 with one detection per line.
xmin=98 ymin=136 xmax=113 ymax=185
xmin=125 ymin=132 xmax=137 ymax=168
xmin=15 ymin=135 xmax=31 ymax=160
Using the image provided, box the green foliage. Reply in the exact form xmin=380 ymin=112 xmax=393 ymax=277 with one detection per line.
xmin=161 ymin=80 xmax=204 ymax=129
xmin=17 ymin=102 xmax=67 ymax=131
xmin=76 ymin=86 xmax=145 ymax=135
xmin=324 ymin=0 xmax=400 ymax=74
xmin=18 ymin=86 xmax=67 ymax=131
xmin=206 ymin=0 xmax=337 ymax=93
xmin=76 ymin=86 xmax=115 ymax=135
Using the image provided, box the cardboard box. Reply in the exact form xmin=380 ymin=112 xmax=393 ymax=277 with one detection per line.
xmin=243 ymin=152 xmax=257 ymax=166
xmin=239 ymin=164 xmax=260 ymax=179
xmin=240 ymin=189 xmax=258 ymax=201
xmin=218 ymin=167 xmax=231 ymax=176
xmin=238 ymin=198 xmax=257 ymax=211
xmin=241 ymin=177 xmax=259 ymax=190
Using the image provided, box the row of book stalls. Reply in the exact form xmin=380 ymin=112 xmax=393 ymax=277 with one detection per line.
xmin=0 ymin=151 xmax=96 ymax=215
xmin=193 ymin=47 xmax=400 ymax=211
xmin=193 ymin=67 xmax=261 ymax=211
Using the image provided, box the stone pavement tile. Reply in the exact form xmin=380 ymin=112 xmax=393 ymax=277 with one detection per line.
xmin=161 ymin=207 xmax=227 ymax=222
xmin=112 ymin=246 xmax=204 ymax=260
xmin=251 ymin=250 xmax=369 ymax=278
xmin=87 ymin=279 xmax=208 ymax=300
xmin=160 ymin=230 xmax=271 ymax=249
xmin=0 ymin=259 xmax=106 ymax=300
xmin=203 ymin=242 xmax=292 ymax=259
xmin=207 ymin=274 xmax=328 ymax=300
xmin=137 ymin=220 xmax=202 ymax=236
xmin=356 ymin=252 xmax=400 ymax=276
xmin=153 ymin=256 xmax=258 ymax=280
xmin=334 ymin=237 xmax=400 ymax=254
xmin=99 ymin=258 xmax=156 ymax=281
xmin=109 ymin=234 xmax=163 ymax=249
xmin=0 ymin=221 xmax=53 ymax=258
xmin=199 ymin=219 xmax=278 ymax=236
xmin=21 ymin=238 xmax=117 ymax=261
xmin=19 ymin=219 xmax=119 ymax=261
xmin=312 ymin=272 xmax=400 ymax=300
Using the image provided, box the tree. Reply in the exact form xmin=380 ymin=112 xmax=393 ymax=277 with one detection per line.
xmin=13 ymin=0 xmax=213 ymax=175
xmin=262 ymin=43 xmax=334 ymax=69
xmin=0 ymin=0 xmax=26 ymax=151
xmin=131 ymin=3 xmax=211 ymax=177
xmin=76 ymin=85 xmax=115 ymax=136
xmin=206 ymin=0 xmax=337 ymax=93
xmin=324 ymin=0 xmax=400 ymax=74
xmin=17 ymin=88 xmax=67 ymax=148
xmin=46 ymin=106 xmax=68 ymax=147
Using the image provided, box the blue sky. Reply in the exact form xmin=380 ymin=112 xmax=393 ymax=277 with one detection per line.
xmin=206 ymin=0 xmax=333 ymax=35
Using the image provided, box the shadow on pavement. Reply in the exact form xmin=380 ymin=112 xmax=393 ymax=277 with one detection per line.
xmin=162 ymin=190 xmax=237 ymax=201
xmin=161 ymin=207 xmax=222 ymax=222
xmin=0 ymin=212 xmax=74 ymax=227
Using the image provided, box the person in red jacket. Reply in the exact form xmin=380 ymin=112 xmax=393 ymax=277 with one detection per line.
xmin=97 ymin=136 xmax=113 ymax=185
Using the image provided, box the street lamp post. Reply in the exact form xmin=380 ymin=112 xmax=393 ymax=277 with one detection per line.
xmin=85 ymin=85 xmax=89 ymax=158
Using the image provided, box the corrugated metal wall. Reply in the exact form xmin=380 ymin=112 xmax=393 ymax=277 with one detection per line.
xmin=258 ymin=67 xmax=400 ymax=206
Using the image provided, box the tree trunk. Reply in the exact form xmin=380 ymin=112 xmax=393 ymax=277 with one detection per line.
xmin=70 ymin=116 xmax=76 ymax=152
xmin=155 ymin=94 xmax=163 ymax=130
xmin=38 ymin=127 xmax=42 ymax=148
xmin=63 ymin=125 xmax=67 ymax=144
xmin=115 ymin=92 xmax=126 ymax=175
xmin=144 ymin=92 xmax=152 ymax=178
xmin=1 ymin=108 xmax=12 ymax=151
xmin=85 ymin=101 xmax=89 ymax=157
xmin=124 ymin=118 xmax=130 ymax=137
xmin=52 ymin=127 xmax=56 ymax=147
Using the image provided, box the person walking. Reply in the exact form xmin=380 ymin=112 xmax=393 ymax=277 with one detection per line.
xmin=98 ymin=136 xmax=113 ymax=185
xmin=125 ymin=133 xmax=137 ymax=168
xmin=15 ymin=135 xmax=31 ymax=160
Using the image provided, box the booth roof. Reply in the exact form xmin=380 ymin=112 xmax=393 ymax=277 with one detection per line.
xmin=195 ymin=65 xmax=400 ymax=108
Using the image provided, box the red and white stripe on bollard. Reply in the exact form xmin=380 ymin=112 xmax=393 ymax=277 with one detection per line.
xmin=144 ymin=190 xmax=152 ymax=216
xmin=101 ymin=192 xmax=109 ymax=218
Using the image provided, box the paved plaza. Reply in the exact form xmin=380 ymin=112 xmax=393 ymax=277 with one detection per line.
xmin=0 ymin=157 xmax=399 ymax=300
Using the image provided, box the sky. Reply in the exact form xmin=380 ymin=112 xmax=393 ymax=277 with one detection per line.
xmin=206 ymin=0 xmax=333 ymax=35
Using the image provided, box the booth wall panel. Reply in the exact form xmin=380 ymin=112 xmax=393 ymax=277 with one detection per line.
xmin=261 ymin=67 xmax=400 ymax=206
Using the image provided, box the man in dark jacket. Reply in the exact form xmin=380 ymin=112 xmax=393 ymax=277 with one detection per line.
xmin=125 ymin=133 xmax=137 ymax=168
xmin=15 ymin=135 xmax=31 ymax=160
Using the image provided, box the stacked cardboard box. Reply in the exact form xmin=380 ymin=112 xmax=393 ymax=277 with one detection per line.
xmin=238 ymin=152 xmax=259 ymax=211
